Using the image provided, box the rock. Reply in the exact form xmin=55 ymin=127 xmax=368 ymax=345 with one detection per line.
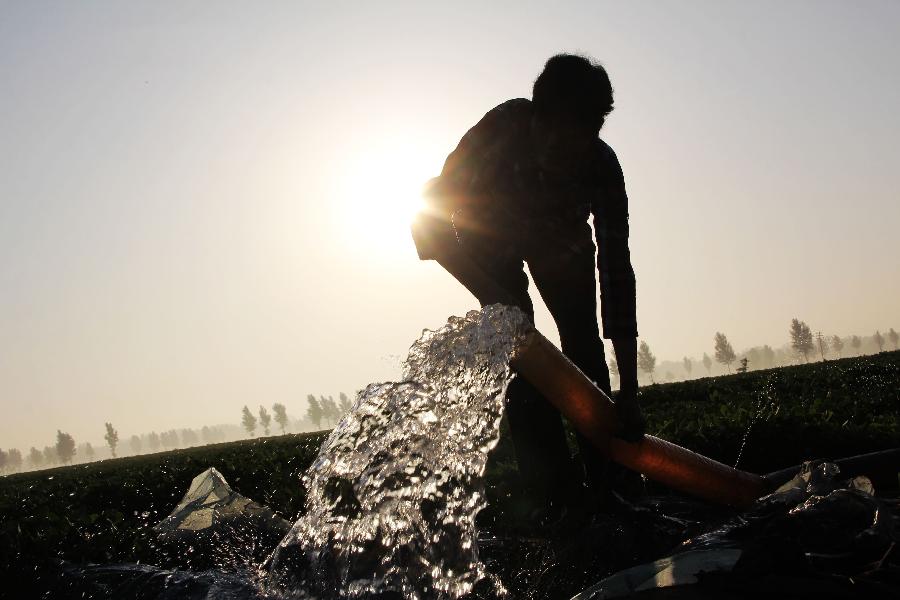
xmin=154 ymin=467 xmax=291 ymax=570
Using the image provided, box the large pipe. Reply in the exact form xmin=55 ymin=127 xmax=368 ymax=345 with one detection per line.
xmin=412 ymin=211 xmax=772 ymax=507
xmin=511 ymin=331 xmax=770 ymax=507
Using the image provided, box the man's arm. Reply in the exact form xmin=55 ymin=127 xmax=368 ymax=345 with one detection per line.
xmin=592 ymin=142 xmax=644 ymax=439
xmin=611 ymin=337 xmax=638 ymax=393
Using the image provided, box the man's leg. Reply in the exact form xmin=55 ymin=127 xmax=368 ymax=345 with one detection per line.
xmin=504 ymin=374 xmax=581 ymax=516
xmin=453 ymin=220 xmax=577 ymax=517
xmin=526 ymin=239 xmax=615 ymax=501
xmin=474 ymin=260 xmax=577 ymax=516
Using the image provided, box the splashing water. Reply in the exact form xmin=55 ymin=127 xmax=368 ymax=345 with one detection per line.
xmin=733 ymin=373 xmax=781 ymax=469
xmin=266 ymin=304 xmax=533 ymax=599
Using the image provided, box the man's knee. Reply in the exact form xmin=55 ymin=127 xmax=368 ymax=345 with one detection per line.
xmin=557 ymin=330 xmax=610 ymax=389
xmin=558 ymin=327 xmax=605 ymax=363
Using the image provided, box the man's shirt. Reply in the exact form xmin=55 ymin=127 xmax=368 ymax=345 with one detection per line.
xmin=431 ymin=98 xmax=638 ymax=339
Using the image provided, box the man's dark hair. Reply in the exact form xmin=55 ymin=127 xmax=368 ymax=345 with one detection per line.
xmin=532 ymin=54 xmax=614 ymax=133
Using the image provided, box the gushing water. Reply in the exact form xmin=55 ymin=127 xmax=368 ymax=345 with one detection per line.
xmin=266 ymin=304 xmax=533 ymax=599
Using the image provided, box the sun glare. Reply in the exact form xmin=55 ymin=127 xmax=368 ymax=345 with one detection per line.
xmin=340 ymin=142 xmax=441 ymax=258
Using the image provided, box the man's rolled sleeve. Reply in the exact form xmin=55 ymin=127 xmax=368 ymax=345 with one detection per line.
xmin=593 ymin=144 xmax=638 ymax=339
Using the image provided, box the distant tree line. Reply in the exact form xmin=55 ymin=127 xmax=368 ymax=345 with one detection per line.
xmin=8 ymin=322 xmax=895 ymax=473
xmin=621 ymin=324 xmax=895 ymax=388
xmin=4 ymin=421 xmax=241 ymax=475
xmin=304 ymin=393 xmax=353 ymax=430
xmin=4 ymin=391 xmax=361 ymax=475
xmin=238 ymin=394 xmax=356 ymax=437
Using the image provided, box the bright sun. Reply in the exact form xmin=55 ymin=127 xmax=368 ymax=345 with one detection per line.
xmin=340 ymin=141 xmax=441 ymax=258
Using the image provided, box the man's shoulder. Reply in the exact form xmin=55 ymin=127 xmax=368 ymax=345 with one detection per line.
xmin=594 ymin=138 xmax=618 ymax=163
xmin=472 ymin=98 xmax=532 ymax=135
xmin=452 ymin=98 xmax=532 ymax=163
xmin=442 ymin=99 xmax=532 ymax=183
xmin=489 ymin=97 xmax=533 ymax=117
xmin=593 ymin=138 xmax=624 ymax=180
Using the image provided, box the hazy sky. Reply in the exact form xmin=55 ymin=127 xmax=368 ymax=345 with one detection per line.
xmin=2 ymin=1 xmax=898 ymax=450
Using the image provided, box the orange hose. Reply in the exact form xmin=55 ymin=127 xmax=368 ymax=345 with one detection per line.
xmin=511 ymin=331 xmax=771 ymax=507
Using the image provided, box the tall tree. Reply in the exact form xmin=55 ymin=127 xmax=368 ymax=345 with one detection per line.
xmin=850 ymin=335 xmax=862 ymax=355
xmin=874 ymin=330 xmax=884 ymax=352
xmin=888 ymin=328 xmax=898 ymax=350
xmin=0 ymin=450 xmax=7 ymax=474
xmin=831 ymin=335 xmax=844 ymax=358
xmin=169 ymin=429 xmax=182 ymax=448
xmin=321 ymin=395 xmax=340 ymax=425
xmin=43 ymin=446 xmax=57 ymax=466
xmin=159 ymin=430 xmax=175 ymax=449
xmin=272 ymin=403 xmax=289 ymax=434
xmin=746 ymin=348 xmax=761 ymax=371
xmin=714 ymin=332 xmax=737 ymax=371
xmin=130 ymin=435 xmax=142 ymax=455
xmin=306 ymin=394 xmax=323 ymax=429
xmin=338 ymin=392 xmax=352 ymax=414
xmin=760 ymin=345 xmax=776 ymax=369
xmin=201 ymin=426 xmax=214 ymax=444
xmin=682 ymin=357 xmax=692 ymax=377
xmin=7 ymin=448 xmax=22 ymax=473
xmin=702 ymin=353 xmax=712 ymax=374
xmin=636 ymin=341 xmax=657 ymax=383
xmin=241 ymin=405 xmax=257 ymax=437
xmin=789 ymin=319 xmax=814 ymax=362
xmin=181 ymin=429 xmax=198 ymax=446
xmin=29 ymin=447 xmax=43 ymax=469
xmin=258 ymin=406 xmax=272 ymax=436
xmin=55 ymin=430 xmax=76 ymax=464
xmin=736 ymin=357 xmax=749 ymax=373
xmin=332 ymin=395 xmax=343 ymax=421
xmin=81 ymin=442 xmax=95 ymax=461
xmin=104 ymin=422 xmax=119 ymax=458
xmin=147 ymin=431 xmax=161 ymax=451
xmin=815 ymin=332 xmax=829 ymax=361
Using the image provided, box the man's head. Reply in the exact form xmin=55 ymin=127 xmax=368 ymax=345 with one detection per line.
xmin=530 ymin=54 xmax=614 ymax=175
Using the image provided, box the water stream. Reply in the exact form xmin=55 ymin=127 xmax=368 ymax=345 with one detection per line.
xmin=266 ymin=304 xmax=532 ymax=598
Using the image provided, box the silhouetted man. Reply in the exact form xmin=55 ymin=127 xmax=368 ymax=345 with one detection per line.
xmin=413 ymin=54 xmax=645 ymax=521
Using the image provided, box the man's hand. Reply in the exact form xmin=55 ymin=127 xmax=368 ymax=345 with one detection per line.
xmin=613 ymin=384 xmax=646 ymax=443
xmin=611 ymin=336 xmax=646 ymax=442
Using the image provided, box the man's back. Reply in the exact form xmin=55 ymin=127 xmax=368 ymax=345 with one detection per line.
xmin=438 ymin=98 xmax=619 ymax=227
xmin=429 ymin=96 xmax=638 ymax=344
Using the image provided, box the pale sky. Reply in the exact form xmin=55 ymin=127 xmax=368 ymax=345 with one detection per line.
xmin=1 ymin=1 xmax=898 ymax=450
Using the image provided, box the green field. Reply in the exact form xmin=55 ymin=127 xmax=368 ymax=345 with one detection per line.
xmin=637 ymin=350 xmax=900 ymax=473
xmin=2 ymin=350 xmax=898 ymax=577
